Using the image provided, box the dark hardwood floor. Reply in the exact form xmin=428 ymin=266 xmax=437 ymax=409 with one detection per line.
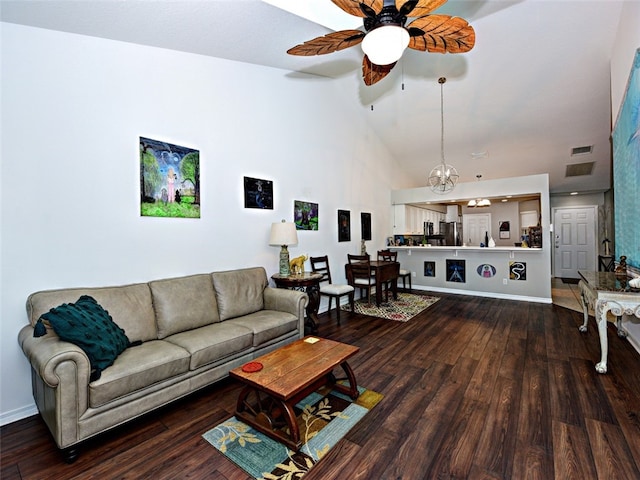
xmin=3 ymin=292 xmax=640 ymax=479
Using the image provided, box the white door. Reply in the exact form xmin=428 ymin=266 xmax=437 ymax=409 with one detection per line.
xmin=553 ymin=207 xmax=596 ymax=278
xmin=463 ymin=214 xmax=492 ymax=246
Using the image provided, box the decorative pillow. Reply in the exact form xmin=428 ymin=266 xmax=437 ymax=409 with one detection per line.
xmin=38 ymin=295 xmax=133 ymax=381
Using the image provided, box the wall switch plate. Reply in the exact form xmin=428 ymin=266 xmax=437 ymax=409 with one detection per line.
xmin=503 ymin=278 xmax=508 ymax=285
xmin=412 ymin=271 xmax=416 ymax=278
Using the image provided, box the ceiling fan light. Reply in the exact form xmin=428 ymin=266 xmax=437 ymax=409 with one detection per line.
xmin=361 ymin=25 xmax=409 ymax=66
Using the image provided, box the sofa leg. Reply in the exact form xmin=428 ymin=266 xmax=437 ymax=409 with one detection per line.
xmin=61 ymin=446 xmax=79 ymax=464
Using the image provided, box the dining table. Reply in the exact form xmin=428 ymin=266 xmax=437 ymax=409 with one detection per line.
xmin=345 ymin=260 xmax=400 ymax=306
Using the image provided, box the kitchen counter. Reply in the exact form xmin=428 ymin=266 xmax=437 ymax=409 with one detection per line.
xmin=389 ymin=245 xmax=551 ymax=302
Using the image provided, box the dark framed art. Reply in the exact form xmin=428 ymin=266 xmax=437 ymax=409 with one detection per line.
xmin=243 ymin=176 xmax=273 ymax=209
xmin=140 ymin=137 xmax=200 ymax=218
xmin=361 ymin=212 xmax=371 ymax=241
xmin=446 ymin=259 xmax=465 ymax=283
xmin=338 ymin=210 xmax=351 ymax=242
xmin=424 ymin=261 xmax=436 ymax=277
xmin=294 ymin=200 xmax=318 ymax=230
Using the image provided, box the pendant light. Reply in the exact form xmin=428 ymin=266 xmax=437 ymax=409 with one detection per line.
xmin=428 ymin=77 xmax=459 ymax=194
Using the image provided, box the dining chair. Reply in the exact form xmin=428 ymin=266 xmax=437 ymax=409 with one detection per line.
xmin=346 ymin=257 xmax=376 ymax=304
xmin=310 ymin=255 xmax=354 ymax=324
xmin=347 ymin=253 xmax=370 ymax=264
xmin=377 ymin=249 xmax=411 ymax=292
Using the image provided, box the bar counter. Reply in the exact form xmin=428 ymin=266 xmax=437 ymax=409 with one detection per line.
xmin=389 ymin=245 xmax=550 ymax=303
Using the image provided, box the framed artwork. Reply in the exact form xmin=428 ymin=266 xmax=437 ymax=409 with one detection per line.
xmin=477 ymin=264 xmax=496 ymax=278
xmin=361 ymin=212 xmax=372 ymax=241
xmin=140 ymin=137 xmax=200 ymax=218
xmin=244 ymin=177 xmax=273 ymax=209
xmin=612 ymin=48 xmax=640 ymax=270
xmin=424 ymin=261 xmax=436 ymax=277
xmin=499 ymin=221 xmax=510 ymax=239
xmin=338 ymin=210 xmax=351 ymax=242
xmin=509 ymin=261 xmax=527 ymax=280
xmin=294 ymin=200 xmax=318 ymax=230
xmin=446 ymin=259 xmax=465 ymax=283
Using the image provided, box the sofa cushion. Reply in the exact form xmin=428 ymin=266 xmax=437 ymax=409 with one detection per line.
xmin=211 ymin=267 xmax=268 ymax=321
xmin=89 ymin=340 xmax=190 ymax=408
xmin=164 ymin=322 xmax=254 ymax=370
xmin=226 ymin=310 xmax=299 ymax=347
xmin=26 ymin=283 xmax=157 ymax=343
xmin=149 ymin=274 xmax=220 ymax=339
xmin=41 ymin=296 xmax=132 ymax=381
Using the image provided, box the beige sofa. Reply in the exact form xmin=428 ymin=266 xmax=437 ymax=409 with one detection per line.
xmin=18 ymin=267 xmax=307 ymax=462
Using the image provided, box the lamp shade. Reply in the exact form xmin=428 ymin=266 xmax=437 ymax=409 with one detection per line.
xmin=361 ymin=25 xmax=409 ymax=66
xmin=269 ymin=221 xmax=298 ymax=246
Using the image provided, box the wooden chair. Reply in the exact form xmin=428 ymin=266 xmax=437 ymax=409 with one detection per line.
xmin=309 ymin=255 xmax=354 ymax=324
xmin=346 ymin=256 xmax=376 ymax=304
xmin=378 ymin=249 xmax=411 ymax=292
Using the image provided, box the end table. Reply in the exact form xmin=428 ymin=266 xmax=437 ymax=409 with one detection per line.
xmin=272 ymin=272 xmax=323 ymax=334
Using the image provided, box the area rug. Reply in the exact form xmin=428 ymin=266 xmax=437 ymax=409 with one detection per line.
xmin=340 ymin=292 xmax=440 ymax=322
xmin=561 ymin=277 xmax=581 ymax=284
xmin=203 ymin=385 xmax=382 ymax=480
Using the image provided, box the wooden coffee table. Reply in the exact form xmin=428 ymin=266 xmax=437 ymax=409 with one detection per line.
xmin=229 ymin=336 xmax=359 ymax=449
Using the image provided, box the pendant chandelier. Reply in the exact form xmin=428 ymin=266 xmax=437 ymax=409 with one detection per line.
xmin=428 ymin=77 xmax=459 ymax=194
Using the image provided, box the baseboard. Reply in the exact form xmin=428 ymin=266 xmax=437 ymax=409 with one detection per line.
xmin=0 ymin=403 xmax=38 ymax=426
xmin=411 ymin=285 xmax=553 ymax=304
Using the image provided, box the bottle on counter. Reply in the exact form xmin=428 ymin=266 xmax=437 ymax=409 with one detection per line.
xmin=484 ymin=231 xmax=489 ymax=247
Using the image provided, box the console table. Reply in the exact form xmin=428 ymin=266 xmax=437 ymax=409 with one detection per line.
xmin=272 ymin=272 xmax=322 ymax=334
xmin=578 ymin=270 xmax=640 ymax=373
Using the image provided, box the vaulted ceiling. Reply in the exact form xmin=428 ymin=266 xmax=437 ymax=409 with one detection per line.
xmin=1 ymin=0 xmax=627 ymax=194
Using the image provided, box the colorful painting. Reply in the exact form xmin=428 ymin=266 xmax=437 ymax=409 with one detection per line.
xmin=140 ymin=137 xmax=200 ymax=218
xmin=612 ymin=48 xmax=640 ymax=270
xmin=446 ymin=259 xmax=465 ymax=283
xmin=294 ymin=200 xmax=318 ymax=230
xmin=424 ymin=261 xmax=436 ymax=277
xmin=244 ymin=177 xmax=273 ymax=209
xmin=361 ymin=212 xmax=372 ymax=241
xmin=509 ymin=261 xmax=527 ymax=280
xmin=338 ymin=210 xmax=351 ymax=242
xmin=477 ymin=264 xmax=496 ymax=278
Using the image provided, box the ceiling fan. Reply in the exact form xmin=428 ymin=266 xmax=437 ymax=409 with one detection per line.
xmin=287 ymin=0 xmax=475 ymax=86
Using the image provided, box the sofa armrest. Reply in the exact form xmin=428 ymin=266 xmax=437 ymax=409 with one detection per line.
xmin=18 ymin=325 xmax=91 ymax=449
xmin=263 ymin=287 xmax=308 ymax=335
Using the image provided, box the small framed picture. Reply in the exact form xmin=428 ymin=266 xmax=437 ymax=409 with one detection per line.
xmin=446 ymin=259 xmax=465 ymax=283
xmin=499 ymin=221 xmax=510 ymax=239
xmin=338 ymin=210 xmax=351 ymax=242
xmin=294 ymin=200 xmax=318 ymax=230
xmin=243 ymin=176 xmax=273 ymax=209
xmin=361 ymin=212 xmax=372 ymax=241
xmin=424 ymin=261 xmax=436 ymax=277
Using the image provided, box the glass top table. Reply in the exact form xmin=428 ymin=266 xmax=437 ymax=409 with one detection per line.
xmin=577 ymin=270 xmax=640 ymax=373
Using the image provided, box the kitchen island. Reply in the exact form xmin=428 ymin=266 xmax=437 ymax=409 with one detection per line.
xmin=390 ymin=245 xmax=551 ymax=303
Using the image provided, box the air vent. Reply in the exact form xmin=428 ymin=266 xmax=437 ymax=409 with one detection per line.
xmin=565 ymin=162 xmax=595 ymax=177
xmin=571 ymin=145 xmax=593 ymax=156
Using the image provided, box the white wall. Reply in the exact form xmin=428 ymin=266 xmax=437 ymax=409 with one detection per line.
xmin=0 ymin=24 xmax=412 ymax=423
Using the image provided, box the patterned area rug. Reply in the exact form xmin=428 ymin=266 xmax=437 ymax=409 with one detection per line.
xmin=341 ymin=292 xmax=440 ymax=322
xmin=203 ymin=385 xmax=382 ymax=480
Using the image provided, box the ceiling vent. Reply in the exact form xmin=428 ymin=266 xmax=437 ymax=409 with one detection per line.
xmin=565 ymin=162 xmax=595 ymax=177
xmin=571 ymin=145 xmax=593 ymax=156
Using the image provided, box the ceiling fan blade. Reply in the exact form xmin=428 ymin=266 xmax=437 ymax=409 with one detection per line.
xmin=362 ymin=56 xmax=396 ymax=86
xmin=332 ymin=0 xmax=383 ymax=18
xmin=396 ymin=0 xmax=447 ymax=17
xmin=287 ymin=29 xmax=366 ymax=56
xmin=407 ymin=15 xmax=475 ymax=53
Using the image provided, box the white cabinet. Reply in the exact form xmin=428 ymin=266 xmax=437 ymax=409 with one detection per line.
xmin=393 ymin=205 xmax=446 ymax=234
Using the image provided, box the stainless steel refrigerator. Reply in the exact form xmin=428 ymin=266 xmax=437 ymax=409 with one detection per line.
xmin=439 ymin=221 xmax=462 ymax=246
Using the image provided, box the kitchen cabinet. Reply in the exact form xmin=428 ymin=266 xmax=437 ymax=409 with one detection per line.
xmin=393 ymin=205 xmax=446 ymax=235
